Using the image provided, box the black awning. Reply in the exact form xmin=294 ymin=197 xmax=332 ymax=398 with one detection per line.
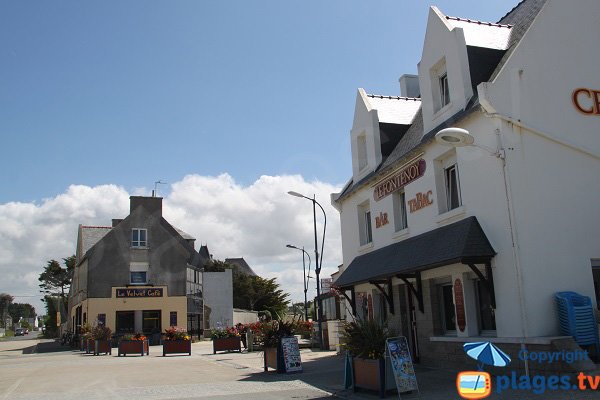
xmin=334 ymin=216 xmax=496 ymax=288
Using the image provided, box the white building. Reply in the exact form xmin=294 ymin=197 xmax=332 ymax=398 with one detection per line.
xmin=332 ymin=0 xmax=600 ymax=372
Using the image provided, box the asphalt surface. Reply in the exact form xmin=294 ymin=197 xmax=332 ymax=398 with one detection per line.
xmin=1 ymin=338 xmax=598 ymax=399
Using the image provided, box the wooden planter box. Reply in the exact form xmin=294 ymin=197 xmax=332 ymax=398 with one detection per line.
xmin=94 ymin=339 xmax=112 ymax=355
xmin=352 ymin=357 xmax=391 ymax=398
xmin=213 ymin=336 xmax=242 ymax=354
xmin=118 ymin=340 xmax=149 ymax=356
xmin=163 ymin=340 xmax=191 ymax=356
xmin=79 ymin=336 xmax=90 ymax=352
xmin=85 ymin=338 xmax=95 ymax=354
xmin=264 ymin=347 xmax=278 ymax=371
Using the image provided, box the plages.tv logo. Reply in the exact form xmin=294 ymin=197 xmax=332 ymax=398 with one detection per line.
xmin=457 ymin=342 xmax=511 ymax=399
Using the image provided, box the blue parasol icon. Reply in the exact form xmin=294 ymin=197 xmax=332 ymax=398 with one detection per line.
xmin=463 ymin=342 xmax=511 ymax=371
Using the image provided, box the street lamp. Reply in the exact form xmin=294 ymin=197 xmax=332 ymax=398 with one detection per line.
xmin=287 ymin=191 xmax=327 ymax=350
xmin=286 ymin=244 xmax=311 ymax=321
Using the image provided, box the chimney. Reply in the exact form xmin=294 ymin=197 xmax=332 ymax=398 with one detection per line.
xmin=130 ymin=196 xmax=163 ymax=216
xmin=399 ymin=74 xmax=420 ymax=98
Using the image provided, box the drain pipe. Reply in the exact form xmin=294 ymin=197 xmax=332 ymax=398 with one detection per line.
xmin=479 ymin=88 xmax=530 ymax=376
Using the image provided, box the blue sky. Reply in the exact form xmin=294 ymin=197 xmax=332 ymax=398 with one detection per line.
xmin=0 ymin=1 xmax=511 ymax=203
xmin=0 ymin=1 xmax=515 ymax=312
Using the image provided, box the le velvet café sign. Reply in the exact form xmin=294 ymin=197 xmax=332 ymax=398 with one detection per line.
xmin=116 ymin=288 xmax=163 ymax=298
xmin=373 ymin=159 xmax=426 ymax=201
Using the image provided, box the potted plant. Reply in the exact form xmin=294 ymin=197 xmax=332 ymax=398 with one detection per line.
xmin=340 ymin=319 xmax=395 ymax=398
xmin=211 ymin=326 xmax=242 ymax=354
xmin=118 ymin=333 xmax=149 ymax=356
xmin=259 ymin=318 xmax=313 ymax=372
xmin=91 ymin=325 xmax=112 ymax=356
xmin=162 ymin=327 xmax=191 ymax=356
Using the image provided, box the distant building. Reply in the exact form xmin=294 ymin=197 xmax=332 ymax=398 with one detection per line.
xmin=68 ymin=196 xmax=210 ymax=338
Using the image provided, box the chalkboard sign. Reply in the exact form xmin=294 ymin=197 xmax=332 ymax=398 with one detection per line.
xmin=386 ymin=337 xmax=418 ymax=394
xmin=281 ymin=336 xmax=302 ymax=373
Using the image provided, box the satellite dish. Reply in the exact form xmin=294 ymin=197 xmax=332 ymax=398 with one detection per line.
xmin=435 ymin=128 xmax=474 ymax=147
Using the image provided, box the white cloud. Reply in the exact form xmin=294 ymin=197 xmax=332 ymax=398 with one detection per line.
xmin=0 ymin=175 xmax=343 ymax=315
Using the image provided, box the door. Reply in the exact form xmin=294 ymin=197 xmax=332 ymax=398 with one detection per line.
xmin=406 ymin=287 xmax=420 ymax=363
xmin=142 ymin=310 xmax=161 ymax=335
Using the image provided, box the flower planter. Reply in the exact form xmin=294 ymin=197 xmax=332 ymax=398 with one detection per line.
xmin=163 ymin=339 xmax=191 ymax=356
xmin=263 ymin=347 xmax=279 ymax=370
xmin=85 ymin=338 xmax=95 ymax=354
xmin=118 ymin=339 xmax=149 ymax=356
xmin=94 ymin=339 xmax=112 ymax=355
xmin=213 ymin=336 xmax=242 ymax=354
xmin=352 ymin=357 xmax=390 ymax=398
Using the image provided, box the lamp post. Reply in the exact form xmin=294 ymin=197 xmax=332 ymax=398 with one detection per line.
xmin=286 ymin=244 xmax=311 ymax=321
xmin=287 ymin=191 xmax=326 ymax=350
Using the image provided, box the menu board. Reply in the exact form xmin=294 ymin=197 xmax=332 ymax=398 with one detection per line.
xmin=386 ymin=337 xmax=418 ymax=394
xmin=281 ymin=336 xmax=303 ymax=373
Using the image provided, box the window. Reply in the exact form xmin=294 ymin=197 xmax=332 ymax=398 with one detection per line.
xmin=131 ymin=228 xmax=147 ymax=247
xmin=142 ymin=310 xmax=161 ymax=334
xmin=393 ymin=191 xmax=408 ymax=231
xmin=358 ymin=202 xmax=373 ymax=246
xmin=439 ymin=72 xmax=450 ymax=107
xmin=130 ymin=262 xmax=149 ymax=285
xmin=357 ymin=134 xmax=368 ymax=171
xmin=363 ymin=210 xmax=373 ymax=245
xmin=445 ymin=164 xmax=461 ymax=211
xmin=440 ymin=284 xmax=456 ymax=334
xmin=476 ymin=280 xmax=496 ymax=333
xmin=170 ymin=312 xmax=177 ymax=327
xmin=186 ymin=268 xmax=202 ymax=298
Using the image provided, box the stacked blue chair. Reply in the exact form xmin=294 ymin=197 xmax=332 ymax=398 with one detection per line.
xmin=555 ymin=291 xmax=599 ymax=356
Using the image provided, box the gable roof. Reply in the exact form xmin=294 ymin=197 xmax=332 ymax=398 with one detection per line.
xmin=445 ymin=15 xmax=512 ymax=50
xmin=365 ymin=94 xmax=421 ymax=125
xmin=77 ymin=225 xmax=112 ymax=263
xmin=225 ymin=257 xmax=257 ymax=276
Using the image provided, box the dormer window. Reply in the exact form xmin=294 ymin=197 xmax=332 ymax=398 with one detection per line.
xmin=430 ymin=58 xmax=450 ymax=113
xmin=357 ymin=134 xmax=368 ymax=171
xmin=439 ymin=72 xmax=450 ymax=107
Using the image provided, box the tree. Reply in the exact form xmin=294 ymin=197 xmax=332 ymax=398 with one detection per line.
xmin=8 ymin=303 xmax=36 ymax=322
xmin=38 ymin=256 xmax=75 ymax=306
xmin=0 ymin=293 xmax=13 ymax=328
xmin=205 ymin=259 xmax=290 ymax=320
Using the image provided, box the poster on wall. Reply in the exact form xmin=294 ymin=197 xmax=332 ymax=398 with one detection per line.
xmin=386 ymin=337 xmax=419 ymax=394
xmin=281 ymin=336 xmax=303 ymax=373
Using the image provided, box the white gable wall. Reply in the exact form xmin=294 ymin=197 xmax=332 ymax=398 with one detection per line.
xmin=351 ymin=89 xmax=382 ymax=181
xmin=418 ymin=7 xmax=474 ymax=134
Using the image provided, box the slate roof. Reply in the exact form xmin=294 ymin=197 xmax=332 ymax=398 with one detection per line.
xmin=77 ymin=226 xmax=112 ymax=262
xmin=225 ymin=257 xmax=257 ymax=276
xmin=175 ymin=227 xmax=195 ymax=240
xmin=334 ymin=216 xmax=496 ymax=288
xmin=445 ymin=16 xmax=512 ymax=50
xmin=365 ymin=94 xmax=421 ymax=125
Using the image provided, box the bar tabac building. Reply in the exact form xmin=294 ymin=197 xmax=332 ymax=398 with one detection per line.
xmin=68 ymin=196 xmax=207 ymax=338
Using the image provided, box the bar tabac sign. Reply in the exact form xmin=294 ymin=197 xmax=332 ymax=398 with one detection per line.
xmin=373 ymin=159 xmax=426 ymax=201
xmin=116 ymin=288 xmax=163 ymax=298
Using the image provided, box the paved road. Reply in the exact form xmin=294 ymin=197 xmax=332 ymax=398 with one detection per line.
xmin=1 ymin=339 xmax=598 ymax=399
xmin=3 ymin=331 xmax=41 ymax=342
xmin=0 ymin=339 xmax=333 ymax=400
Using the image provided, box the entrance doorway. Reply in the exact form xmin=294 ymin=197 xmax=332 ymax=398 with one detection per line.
xmin=142 ymin=310 xmax=161 ymax=335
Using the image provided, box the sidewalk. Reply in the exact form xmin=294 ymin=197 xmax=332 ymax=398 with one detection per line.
xmin=194 ymin=341 xmax=600 ymax=399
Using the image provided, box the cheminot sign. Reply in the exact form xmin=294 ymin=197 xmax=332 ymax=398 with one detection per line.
xmin=116 ymin=288 xmax=163 ymax=298
xmin=373 ymin=159 xmax=426 ymax=201
xmin=572 ymin=88 xmax=600 ymax=115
